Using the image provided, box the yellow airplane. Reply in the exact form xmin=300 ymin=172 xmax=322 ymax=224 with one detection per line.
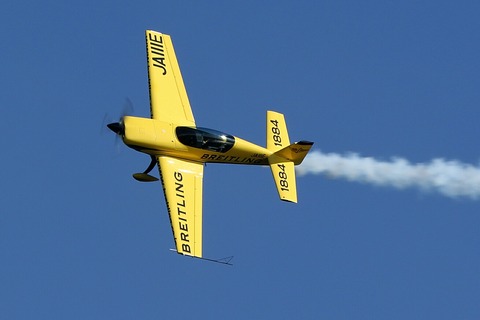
xmin=107 ymin=30 xmax=313 ymax=263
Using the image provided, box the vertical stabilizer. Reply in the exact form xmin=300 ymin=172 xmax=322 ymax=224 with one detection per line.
xmin=269 ymin=155 xmax=298 ymax=203
xmin=266 ymin=110 xmax=314 ymax=202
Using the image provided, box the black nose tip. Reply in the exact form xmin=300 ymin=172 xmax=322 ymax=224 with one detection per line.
xmin=107 ymin=122 xmax=123 ymax=135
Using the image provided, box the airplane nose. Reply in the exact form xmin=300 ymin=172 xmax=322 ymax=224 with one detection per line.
xmin=107 ymin=122 xmax=124 ymax=135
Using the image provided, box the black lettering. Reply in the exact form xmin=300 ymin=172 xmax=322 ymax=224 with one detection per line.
xmin=149 ymin=34 xmax=167 ymax=75
xmin=175 ymin=182 xmax=184 ymax=196
xmin=179 ymin=221 xmax=188 ymax=231
xmin=148 ymin=33 xmax=160 ymax=43
xmin=172 ymin=169 xmax=192 ymax=249
xmin=174 ymin=172 xmax=183 ymax=181
xmin=150 ymin=40 xmax=164 ymax=53
xmin=152 ymin=56 xmax=166 ymax=70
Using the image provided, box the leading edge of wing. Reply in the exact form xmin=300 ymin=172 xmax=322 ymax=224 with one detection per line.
xmin=145 ymin=30 xmax=195 ymax=125
xmin=157 ymin=156 xmax=203 ymax=258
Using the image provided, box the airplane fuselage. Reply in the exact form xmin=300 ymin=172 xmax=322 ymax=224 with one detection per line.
xmin=122 ymin=116 xmax=272 ymax=165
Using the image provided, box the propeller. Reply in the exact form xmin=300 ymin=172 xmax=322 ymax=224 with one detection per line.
xmin=103 ymin=98 xmax=134 ymax=149
xmin=121 ymin=97 xmax=134 ymax=118
xmin=107 ymin=121 xmax=124 ymax=135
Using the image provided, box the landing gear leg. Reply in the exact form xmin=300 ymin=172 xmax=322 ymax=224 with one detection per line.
xmin=132 ymin=155 xmax=159 ymax=182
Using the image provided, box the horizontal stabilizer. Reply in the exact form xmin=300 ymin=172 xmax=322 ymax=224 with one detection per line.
xmin=266 ymin=111 xmax=290 ymax=152
xmin=268 ymin=156 xmax=297 ymax=203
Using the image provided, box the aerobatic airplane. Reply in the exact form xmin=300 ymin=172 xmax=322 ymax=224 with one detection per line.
xmin=107 ymin=30 xmax=313 ymax=263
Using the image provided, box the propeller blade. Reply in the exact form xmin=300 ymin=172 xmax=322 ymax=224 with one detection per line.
xmin=103 ymin=98 xmax=133 ymax=154
xmin=122 ymin=97 xmax=134 ymax=118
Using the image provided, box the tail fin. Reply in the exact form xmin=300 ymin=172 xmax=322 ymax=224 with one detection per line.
xmin=266 ymin=111 xmax=314 ymax=203
xmin=273 ymin=141 xmax=314 ymax=165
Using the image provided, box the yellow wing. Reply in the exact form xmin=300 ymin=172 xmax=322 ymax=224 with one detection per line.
xmin=146 ymin=30 xmax=195 ymax=125
xmin=157 ymin=156 xmax=203 ymax=257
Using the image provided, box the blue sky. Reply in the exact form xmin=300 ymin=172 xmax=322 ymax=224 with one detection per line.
xmin=1 ymin=1 xmax=479 ymax=319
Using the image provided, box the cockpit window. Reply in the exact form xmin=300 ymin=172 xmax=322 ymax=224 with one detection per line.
xmin=176 ymin=127 xmax=235 ymax=153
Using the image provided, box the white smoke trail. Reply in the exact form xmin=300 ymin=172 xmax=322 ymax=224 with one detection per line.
xmin=297 ymin=151 xmax=480 ymax=199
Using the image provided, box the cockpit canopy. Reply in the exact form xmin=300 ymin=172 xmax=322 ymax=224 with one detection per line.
xmin=176 ymin=127 xmax=235 ymax=153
